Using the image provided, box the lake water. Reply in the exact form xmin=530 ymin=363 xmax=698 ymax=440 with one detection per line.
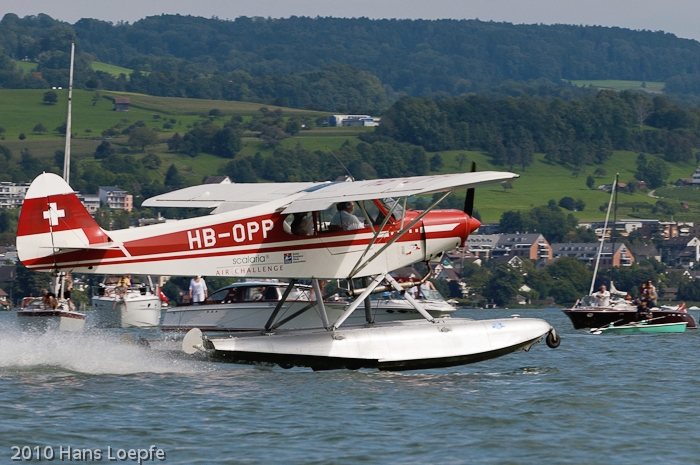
xmin=1 ymin=308 xmax=699 ymax=465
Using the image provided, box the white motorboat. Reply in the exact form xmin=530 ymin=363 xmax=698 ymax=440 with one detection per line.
xmin=161 ymin=281 xmax=456 ymax=333
xmin=17 ymin=296 xmax=85 ymax=332
xmin=91 ymin=276 xmax=165 ymax=328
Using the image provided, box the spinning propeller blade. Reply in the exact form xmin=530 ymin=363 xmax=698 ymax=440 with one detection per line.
xmin=464 ymin=161 xmax=476 ymax=216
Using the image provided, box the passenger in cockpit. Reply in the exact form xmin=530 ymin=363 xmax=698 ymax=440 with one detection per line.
xmin=291 ymin=212 xmax=313 ymax=235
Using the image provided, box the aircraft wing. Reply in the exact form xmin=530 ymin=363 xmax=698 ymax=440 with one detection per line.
xmin=142 ymin=171 xmax=518 ymax=213
xmin=141 ymin=182 xmax=320 ymax=210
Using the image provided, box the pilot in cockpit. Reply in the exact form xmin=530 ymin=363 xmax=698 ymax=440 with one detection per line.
xmin=330 ymin=201 xmax=364 ymax=231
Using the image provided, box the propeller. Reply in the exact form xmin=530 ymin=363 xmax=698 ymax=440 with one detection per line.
xmin=464 ymin=161 xmax=476 ymax=216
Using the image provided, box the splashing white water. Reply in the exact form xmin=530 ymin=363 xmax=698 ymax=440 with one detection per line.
xmin=0 ymin=325 xmax=213 ymax=375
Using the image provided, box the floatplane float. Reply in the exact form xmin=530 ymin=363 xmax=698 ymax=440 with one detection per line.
xmin=16 ymin=163 xmax=560 ymax=370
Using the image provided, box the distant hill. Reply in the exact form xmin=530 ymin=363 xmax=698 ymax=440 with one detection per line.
xmin=3 ymin=13 xmax=700 ymax=108
xmin=0 ymin=89 xmax=698 ymax=224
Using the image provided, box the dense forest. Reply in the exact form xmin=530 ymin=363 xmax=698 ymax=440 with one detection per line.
xmin=3 ymin=13 xmax=700 ymax=111
xmin=374 ymin=90 xmax=700 ymax=170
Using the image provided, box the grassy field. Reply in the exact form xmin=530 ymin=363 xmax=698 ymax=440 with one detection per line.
xmin=568 ymin=79 xmax=665 ymax=93
xmin=15 ymin=60 xmax=134 ymax=77
xmin=102 ymin=91 xmax=325 ymax=117
xmin=2 ymin=89 xmax=699 ymax=223
xmin=0 ymin=89 xmax=330 ymax=141
xmin=13 ymin=61 xmax=36 ymax=73
xmin=91 ymin=62 xmax=135 ymax=77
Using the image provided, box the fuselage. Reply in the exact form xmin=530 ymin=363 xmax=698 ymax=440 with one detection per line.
xmin=18 ymin=187 xmax=478 ymax=279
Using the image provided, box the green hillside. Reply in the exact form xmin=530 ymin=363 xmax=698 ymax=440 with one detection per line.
xmin=0 ymin=89 xmax=326 ymax=141
xmin=0 ymin=89 xmax=697 ymax=224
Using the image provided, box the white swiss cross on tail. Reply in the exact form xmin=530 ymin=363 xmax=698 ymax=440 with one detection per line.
xmin=42 ymin=202 xmax=65 ymax=226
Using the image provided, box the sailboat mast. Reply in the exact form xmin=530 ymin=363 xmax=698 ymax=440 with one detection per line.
xmin=589 ymin=174 xmax=618 ymax=295
xmin=62 ymin=42 xmax=75 ymax=184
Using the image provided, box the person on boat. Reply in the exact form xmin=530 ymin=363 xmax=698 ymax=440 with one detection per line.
xmin=61 ymin=273 xmax=72 ymax=300
xmin=639 ymin=282 xmax=649 ymax=301
xmin=41 ymin=289 xmax=58 ymax=310
xmin=419 ymin=280 xmax=436 ymax=299
xmin=254 ymin=287 xmax=265 ymax=301
xmin=116 ymin=275 xmax=131 ymax=298
xmin=189 ymin=276 xmax=208 ymax=305
xmin=636 ymin=298 xmax=652 ymax=321
xmin=593 ymin=285 xmax=610 ymax=307
xmin=330 ymin=201 xmax=364 ymax=231
xmin=646 ymin=280 xmax=658 ymax=308
xmin=407 ymin=284 xmax=419 ymax=300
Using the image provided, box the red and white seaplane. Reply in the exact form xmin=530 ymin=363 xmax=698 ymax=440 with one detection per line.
xmin=16 ymin=168 xmax=560 ymax=370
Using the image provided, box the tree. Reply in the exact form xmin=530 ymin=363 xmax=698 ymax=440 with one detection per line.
xmin=33 ymin=123 xmax=47 ymax=133
xmin=524 ymin=204 xmax=578 ymax=243
xmin=546 ymin=257 xmax=591 ymax=295
xmin=212 ymin=128 xmax=242 ymax=158
xmin=224 ymin=158 xmax=257 ymax=183
xmin=558 ymin=197 xmax=576 ymax=211
xmin=586 ymin=175 xmax=595 ymax=189
xmin=484 ymin=264 xmax=523 ymax=307
xmin=43 ymin=90 xmax=58 ymax=105
xmin=53 ymin=150 xmax=64 ymax=168
xmin=633 ymin=98 xmax=651 ymax=131
xmin=285 ymin=119 xmax=301 ymax=136
xmin=142 ymin=153 xmax=162 ymax=169
xmin=456 ymin=153 xmax=467 ymax=170
xmin=128 ymin=126 xmax=158 ymax=152
xmin=165 ymin=164 xmax=185 ymax=189
xmin=92 ymin=92 xmax=101 ymax=106
xmin=549 ymin=280 xmax=580 ymax=306
xmin=636 ymin=154 xmax=670 ymax=189
xmin=94 ymin=141 xmax=114 ymax=159
xmin=18 ymin=133 xmax=25 ymax=140
xmin=499 ymin=210 xmax=524 ymax=233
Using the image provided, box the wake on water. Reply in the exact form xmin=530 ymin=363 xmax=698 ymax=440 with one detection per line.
xmin=0 ymin=322 xmax=214 ymax=376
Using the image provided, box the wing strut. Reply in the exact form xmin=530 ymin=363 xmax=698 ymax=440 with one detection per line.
xmin=329 ymin=273 xmax=435 ymax=331
xmin=348 ymin=191 xmax=453 ymax=279
xmin=263 ymin=278 xmax=298 ymax=332
xmin=347 ymin=198 xmax=400 ymax=278
xmin=269 ymin=285 xmax=339 ymax=331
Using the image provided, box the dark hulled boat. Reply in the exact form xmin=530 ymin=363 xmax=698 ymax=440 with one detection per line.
xmin=563 ymin=299 xmax=696 ymax=330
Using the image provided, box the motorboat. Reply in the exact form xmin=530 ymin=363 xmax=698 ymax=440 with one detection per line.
xmin=161 ymin=280 xmax=456 ymax=333
xmin=91 ymin=276 xmax=165 ymax=328
xmin=563 ymin=296 xmax=696 ymax=329
xmin=17 ymin=296 xmax=85 ymax=332
xmin=561 ymin=175 xmax=697 ymax=330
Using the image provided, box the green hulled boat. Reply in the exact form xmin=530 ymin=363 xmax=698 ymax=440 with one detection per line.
xmin=591 ymin=321 xmax=687 ymax=335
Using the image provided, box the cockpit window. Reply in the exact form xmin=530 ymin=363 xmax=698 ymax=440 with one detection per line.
xmin=381 ymin=197 xmax=404 ymax=220
xmin=284 ymin=212 xmax=316 ymax=236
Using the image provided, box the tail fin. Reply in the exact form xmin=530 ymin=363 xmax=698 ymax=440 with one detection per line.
xmin=17 ymin=173 xmax=110 ymax=268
